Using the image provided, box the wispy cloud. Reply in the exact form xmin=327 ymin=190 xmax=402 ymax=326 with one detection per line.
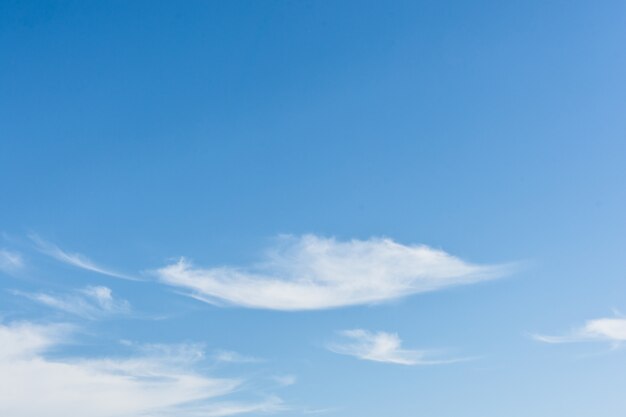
xmin=327 ymin=329 xmax=469 ymax=365
xmin=153 ymin=397 xmax=285 ymax=417
xmin=532 ymin=315 xmax=626 ymax=345
xmin=15 ymin=286 xmax=130 ymax=319
xmin=0 ymin=249 xmax=23 ymax=274
xmin=0 ymin=321 xmax=283 ymax=417
xmin=213 ymin=350 xmax=262 ymax=364
xmin=156 ymin=235 xmax=511 ymax=311
xmin=271 ymin=374 xmax=297 ymax=387
xmin=29 ymin=234 xmax=139 ymax=281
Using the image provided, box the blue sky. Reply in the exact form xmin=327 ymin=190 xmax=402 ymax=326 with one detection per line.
xmin=1 ymin=1 xmax=626 ymax=416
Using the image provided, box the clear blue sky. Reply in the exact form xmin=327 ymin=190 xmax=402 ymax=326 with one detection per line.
xmin=1 ymin=1 xmax=626 ymax=416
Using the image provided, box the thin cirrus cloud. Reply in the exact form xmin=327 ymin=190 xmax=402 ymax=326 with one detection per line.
xmin=29 ymin=234 xmax=139 ymax=281
xmin=532 ymin=315 xmax=626 ymax=345
xmin=0 ymin=321 xmax=284 ymax=417
xmin=15 ymin=286 xmax=130 ymax=319
xmin=327 ymin=329 xmax=468 ymax=365
xmin=0 ymin=249 xmax=23 ymax=274
xmin=156 ymin=234 xmax=512 ymax=311
xmin=271 ymin=374 xmax=297 ymax=387
xmin=213 ymin=350 xmax=263 ymax=364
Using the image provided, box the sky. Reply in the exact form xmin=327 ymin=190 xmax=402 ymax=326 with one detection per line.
xmin=1 ymin=1 xmax=626 ymax=416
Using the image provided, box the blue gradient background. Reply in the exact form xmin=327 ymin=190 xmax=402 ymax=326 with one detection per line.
xmin=1 ymin=1 xmax=626 ymax=416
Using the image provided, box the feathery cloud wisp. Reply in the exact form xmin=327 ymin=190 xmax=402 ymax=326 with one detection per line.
xmin=533 ymin=316 xmax=626 ymax=344
xmin=15 ymin=286 xmax=130 ymax=319
xmin=29 ymin=234 xmax=139 ymax=281
xmin=271 ymin=374 xmax=297 ymax=387
xmin=213 ymin=350 xmax=262 ymax=364
xmin=0 ymin=249 xmax=23 ymax=274
xmin=156 ymin=235 xmax=510 ymax=311
xmin=0 ymin=321 xmax=283 ymax=417
xmin=327 ymin=329 xmax=467 ymax=365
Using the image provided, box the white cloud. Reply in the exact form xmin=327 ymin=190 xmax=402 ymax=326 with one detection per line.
xmin=29 ymin=234 xmax=139 ymax=281
xmin=213 ymin=350 xmax=262 ymax=364
xmin=15 ymin=286 xmax=130 ymax=319
xmin=154 ymin=397 xmax=284 ymax=417
xmin=156 ymin=235 xmax=510 ymax=311
xmin=327 ymin=329 xmax=467 ymax=365
xmin=0 ymin=321 xmax=283 ymax=417
xmin=271 ymin=374 xmax=297 ymax=387
xmin=0 ymin=249 xmax=23 ymax=274
xmin=533 ymin=316 xmax=626 ymax=345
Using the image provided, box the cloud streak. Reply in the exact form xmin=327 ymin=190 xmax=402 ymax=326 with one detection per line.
xmin=271 ymin=374 xmax=297 ymax=387
xmin=29 ymin=234 xmax=139 ymax=281
xmin=15 ymin=286 xmax=130 ymax=319
xmin=0 ymin=321 xmax=283 ymax=417
xmin=0 ymin=249 xmax=23 ymax=274
xmin=533 ymin=316 xmax=626 ymax=345
xmin=156 ymin=235 xmax=511 ymax=311
xmin=213 ymin=350 xmax=262 ymax=364
xmin=327 ymin=329 xmax=468 ymax=365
